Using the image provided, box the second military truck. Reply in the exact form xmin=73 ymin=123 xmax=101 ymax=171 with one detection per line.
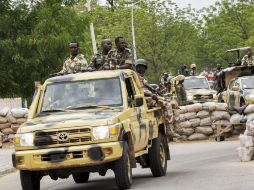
xmin=13 ymin=69 xmax=170 ymax=190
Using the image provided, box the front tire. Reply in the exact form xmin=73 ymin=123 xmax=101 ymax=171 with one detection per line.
xmin=72 ymin=172 xmax=90 ymax=183
xmin=148 ymin=132 xmax=167 ymax=177
xmin=20 ymin=170 xmax=40 ymax=190
xmin=114 ymin=142 xmax=132 ymax=189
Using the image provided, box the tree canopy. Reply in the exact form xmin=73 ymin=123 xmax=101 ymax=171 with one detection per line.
xmin=1 ymin=0 xmax=254 ymax=101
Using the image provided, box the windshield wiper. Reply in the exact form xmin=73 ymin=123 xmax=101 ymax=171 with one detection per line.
xmin=67 ymin=105 xmax=112 ymax=110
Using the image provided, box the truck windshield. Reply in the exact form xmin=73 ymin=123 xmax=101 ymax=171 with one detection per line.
xmin=184 ymin=78 xmax=209 ymax=90
xmin=242 ymin=78 xmax=254 ymax=89
xmin=41 ymin=78 xmax=122 ymax=112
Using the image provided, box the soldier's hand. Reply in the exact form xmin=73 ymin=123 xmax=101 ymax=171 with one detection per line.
xmin=152 ymin=94 xmax=158 ymax=101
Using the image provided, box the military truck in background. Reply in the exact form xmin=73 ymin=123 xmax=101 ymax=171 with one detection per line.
xmin=13 ymin=70 xmax=170 ymax=190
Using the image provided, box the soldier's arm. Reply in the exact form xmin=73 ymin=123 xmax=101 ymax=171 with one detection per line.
xmin=79 ymin=55 xmax=88 ymax=70
xmin=88 ymin=55 xmax=96 ymax=69
xmin=59 ymin=60 xmax=68 ymax=73
xmin=118 ymin=50 xmax=133 ymax=69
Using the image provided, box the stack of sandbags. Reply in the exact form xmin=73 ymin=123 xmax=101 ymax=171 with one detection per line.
xmin=0 ymin=107 xmax=28 ymax=146
xmin=173 ymin=102 xmax=233 ymax=141
xmin=237 ymin=128 xmax=254 ymax=162
xmin=209 ymin=103 xmax=233 ymax=136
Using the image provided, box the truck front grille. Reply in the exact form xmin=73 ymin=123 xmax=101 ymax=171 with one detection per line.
xmin=34 ymin=128 xmax=91 ymax=147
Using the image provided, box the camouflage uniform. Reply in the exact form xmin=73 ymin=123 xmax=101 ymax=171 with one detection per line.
xmin=60 ymin=54 xmax=88 ymax=74
xmin=242 ymin=55 xmax=254 ymax=66
xmin=175 ymin=83 xmax=187 ymax=106
xmin=106 ymin=48 xmax=133 ymax=69
xmin=89 ymin=52 xmax=107 ymax=70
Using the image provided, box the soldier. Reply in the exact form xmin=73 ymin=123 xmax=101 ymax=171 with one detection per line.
xmin=242 ymin=50 xmax=254 ymax=66
xmin=104 ymin=37 xmax=133 ymax=70
xmin=159 ymin=72 xmax=173 ymax=93
xmin=174 ymin=75 xmax=187 ymax=106
xmin=190 ymin=64 xmax=196 ymax=76
xmin=89 ymin=38 xmax=112 ymax=70
xmin=135 ymin=59 xmax=178 ymax=139
xmin=60 ymin=42 xmax=88 ymax=74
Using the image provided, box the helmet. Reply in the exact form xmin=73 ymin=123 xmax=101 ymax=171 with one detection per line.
xmin=135 ymin=59 xmax=148 ymax=68
xmin=191 ymin=64 xmax=196 ymax=69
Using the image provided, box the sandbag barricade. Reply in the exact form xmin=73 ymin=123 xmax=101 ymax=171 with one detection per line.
xmin=0 ymin=107 xmax=28 ymax=147
xmin=173 ymin=102 xmax=247 ymax=141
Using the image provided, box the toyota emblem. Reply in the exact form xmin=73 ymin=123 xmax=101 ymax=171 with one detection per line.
xmin=58 ymin=132 xmax=69 ymax=141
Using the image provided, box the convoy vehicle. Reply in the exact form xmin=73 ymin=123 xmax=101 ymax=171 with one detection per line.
xmin=220 ymin=76 xmax=254 ymax=107
xmin=12 ymin=70 xmax=170 ymax=190
xmin=183 ymin=76 xmax=217 ymax=103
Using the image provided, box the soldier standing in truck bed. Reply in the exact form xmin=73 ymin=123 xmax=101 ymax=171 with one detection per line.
xmin=103 ymin=37 xmax=133 ymax=70
xmin=60 ymin=42 xmax=88 ymax=74
xmin=89 ymin=38 xmax=112 ymax=70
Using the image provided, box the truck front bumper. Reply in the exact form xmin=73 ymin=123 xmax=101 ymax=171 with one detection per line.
xmin=13 ymin=141 xmax=123 ymax=171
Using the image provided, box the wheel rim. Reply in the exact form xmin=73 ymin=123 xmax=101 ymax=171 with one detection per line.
xmin=160 ymin=141 xmax=166 ymax=168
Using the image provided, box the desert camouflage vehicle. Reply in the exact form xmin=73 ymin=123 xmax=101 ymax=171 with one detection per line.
xmin=217 ymin=65 xmax=254 ymax=105
xmin=220 ymin=76 xmax=254 ymax=107
xmin=12 ymin=70 xmax=170 ymax=190
xmin=183 ymin=76 xmax=217 ymax=103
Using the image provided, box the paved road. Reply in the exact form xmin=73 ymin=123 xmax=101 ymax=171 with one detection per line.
xmin=0 ymin=148 xmax=14 ymax=176
xmin=1 ymin=140 xmax=254 ymax=190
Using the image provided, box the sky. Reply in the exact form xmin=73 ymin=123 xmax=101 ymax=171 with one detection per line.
xmin=99 ymin=0 xmax=218 ymax=10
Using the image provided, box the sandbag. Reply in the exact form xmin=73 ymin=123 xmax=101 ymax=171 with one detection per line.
xmin=189 ymin=118 xmax=201 ymax=128
xmin=230 ymin=114 xmax=244 ymax=124
xmin=188 ymin=133 xmax=208 ymax=141
xmin=0 ymin=116 xmax=7 ymax=124
xmin=211 ymin=111 xmax=230 ymax=121
xmin=245 ymin=121 xmax=254 ymax=136
xmin=213 ymin=120 xmax=231 ymax=127
xmin=178 ymin=121 xmax=192 ymax=128
xmin=197 ymin=110 xmax=210 ymax=119
xmin=0 ymin=135 xmax=2 ymax=148
xmin=16 ymin=118 xmax=27 ymax=124
xmin=24 ymin=113 xmax=28 ymax=118
xmin=239 ymin=134 xmax=254 ymax=147
xmin=202 ymin=102 xmax=216 ymax=111
xmin=0 ymin=123 xmax=11 ymax=130
xmin=2 ymin=134 xmax=8 ymax=143
xmin=200 ymin=117 xmax=212 ymax=126
xmin=0 ymin=107 xmax=10 ymax=116
xmin=247 ymin=113 xmax=254 ymax=122
xmin=244 ymin=104 xmax=254 ymax=114
xmin=215 ymin=103 xmax=228 ymax=111
xmin=1 ymin=128 xmax=15 ymax=135
xmin=186 ymin=103 xmax=202 ymax=113
xmin=7 ymin=134 xmax=15 ymax=143
xmin=6 ymin=112 xmax=17 ymax=123
xmin=237 ymin=147 xmax=254 ymax=162
xmin=11 ymin=124 xmax=20 ymax=132
xmin=11 ymin=108 xmax=28 ymax=118
xmin=184 ymin=112 xmax=197 ymax=120
xmin=176 ymin=128 xmax=194 ymax=136
xmin=195 ymin=126 xmax=213 ymax=135
xmin=178 ymin=106 xmax=187 ymax=114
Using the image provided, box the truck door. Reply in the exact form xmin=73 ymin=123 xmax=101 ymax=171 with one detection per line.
xmin=124 ymin=77 xmax=147 ymax=151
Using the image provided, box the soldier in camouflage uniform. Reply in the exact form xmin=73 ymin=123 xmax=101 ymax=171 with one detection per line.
xmin=88 ymin=39 xmax=112 ymax=70
xmin=103 ymin=37 xmax=133 ymax=70
xmin=190 ymin=64 xmax=196 ymax=76
xmin=135 ymin=59 xmax=178 ymax=139
xmin=242 ymin=50 xmax=254 ymax=66
xmin=174 ymin=75 xmax=187 ymax=106
xmin=60 ymin=42 xmax=88 ymax=74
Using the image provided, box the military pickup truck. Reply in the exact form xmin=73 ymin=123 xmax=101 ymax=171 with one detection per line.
xmin=13 ymin=70 xmax=170 ymax=190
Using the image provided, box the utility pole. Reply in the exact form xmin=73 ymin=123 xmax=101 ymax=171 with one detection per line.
xmin=86 ymin=0 xmax=97 ymax=54
xmin=131 ymin=0 xmax=142 ymax=60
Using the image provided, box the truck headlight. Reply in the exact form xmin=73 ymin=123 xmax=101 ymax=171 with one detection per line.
xmin=93 ymin=124 xmax=120 ymax=140
xmin=14 ymin=133 xmax=34 ymax=147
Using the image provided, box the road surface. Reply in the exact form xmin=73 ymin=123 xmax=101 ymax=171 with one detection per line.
xmin=0 ymin=140 xmax=254 ymax=190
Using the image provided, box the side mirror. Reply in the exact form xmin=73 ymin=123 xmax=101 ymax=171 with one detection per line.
xmin=134 ymin=94 xmax=143 ymax=107
xmin=232 ymin=86 xmax=240 ymax=91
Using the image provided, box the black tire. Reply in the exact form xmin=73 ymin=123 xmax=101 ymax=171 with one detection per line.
xmin=72 ymin=172 xmax=90 ymax=183
xmin=20 ymin=170 xmax=40 ymax=190
xmin=148 ymin=132 xmax=167 ymax=177
xmin=114 ymin=142 xmax=132 ymax=189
